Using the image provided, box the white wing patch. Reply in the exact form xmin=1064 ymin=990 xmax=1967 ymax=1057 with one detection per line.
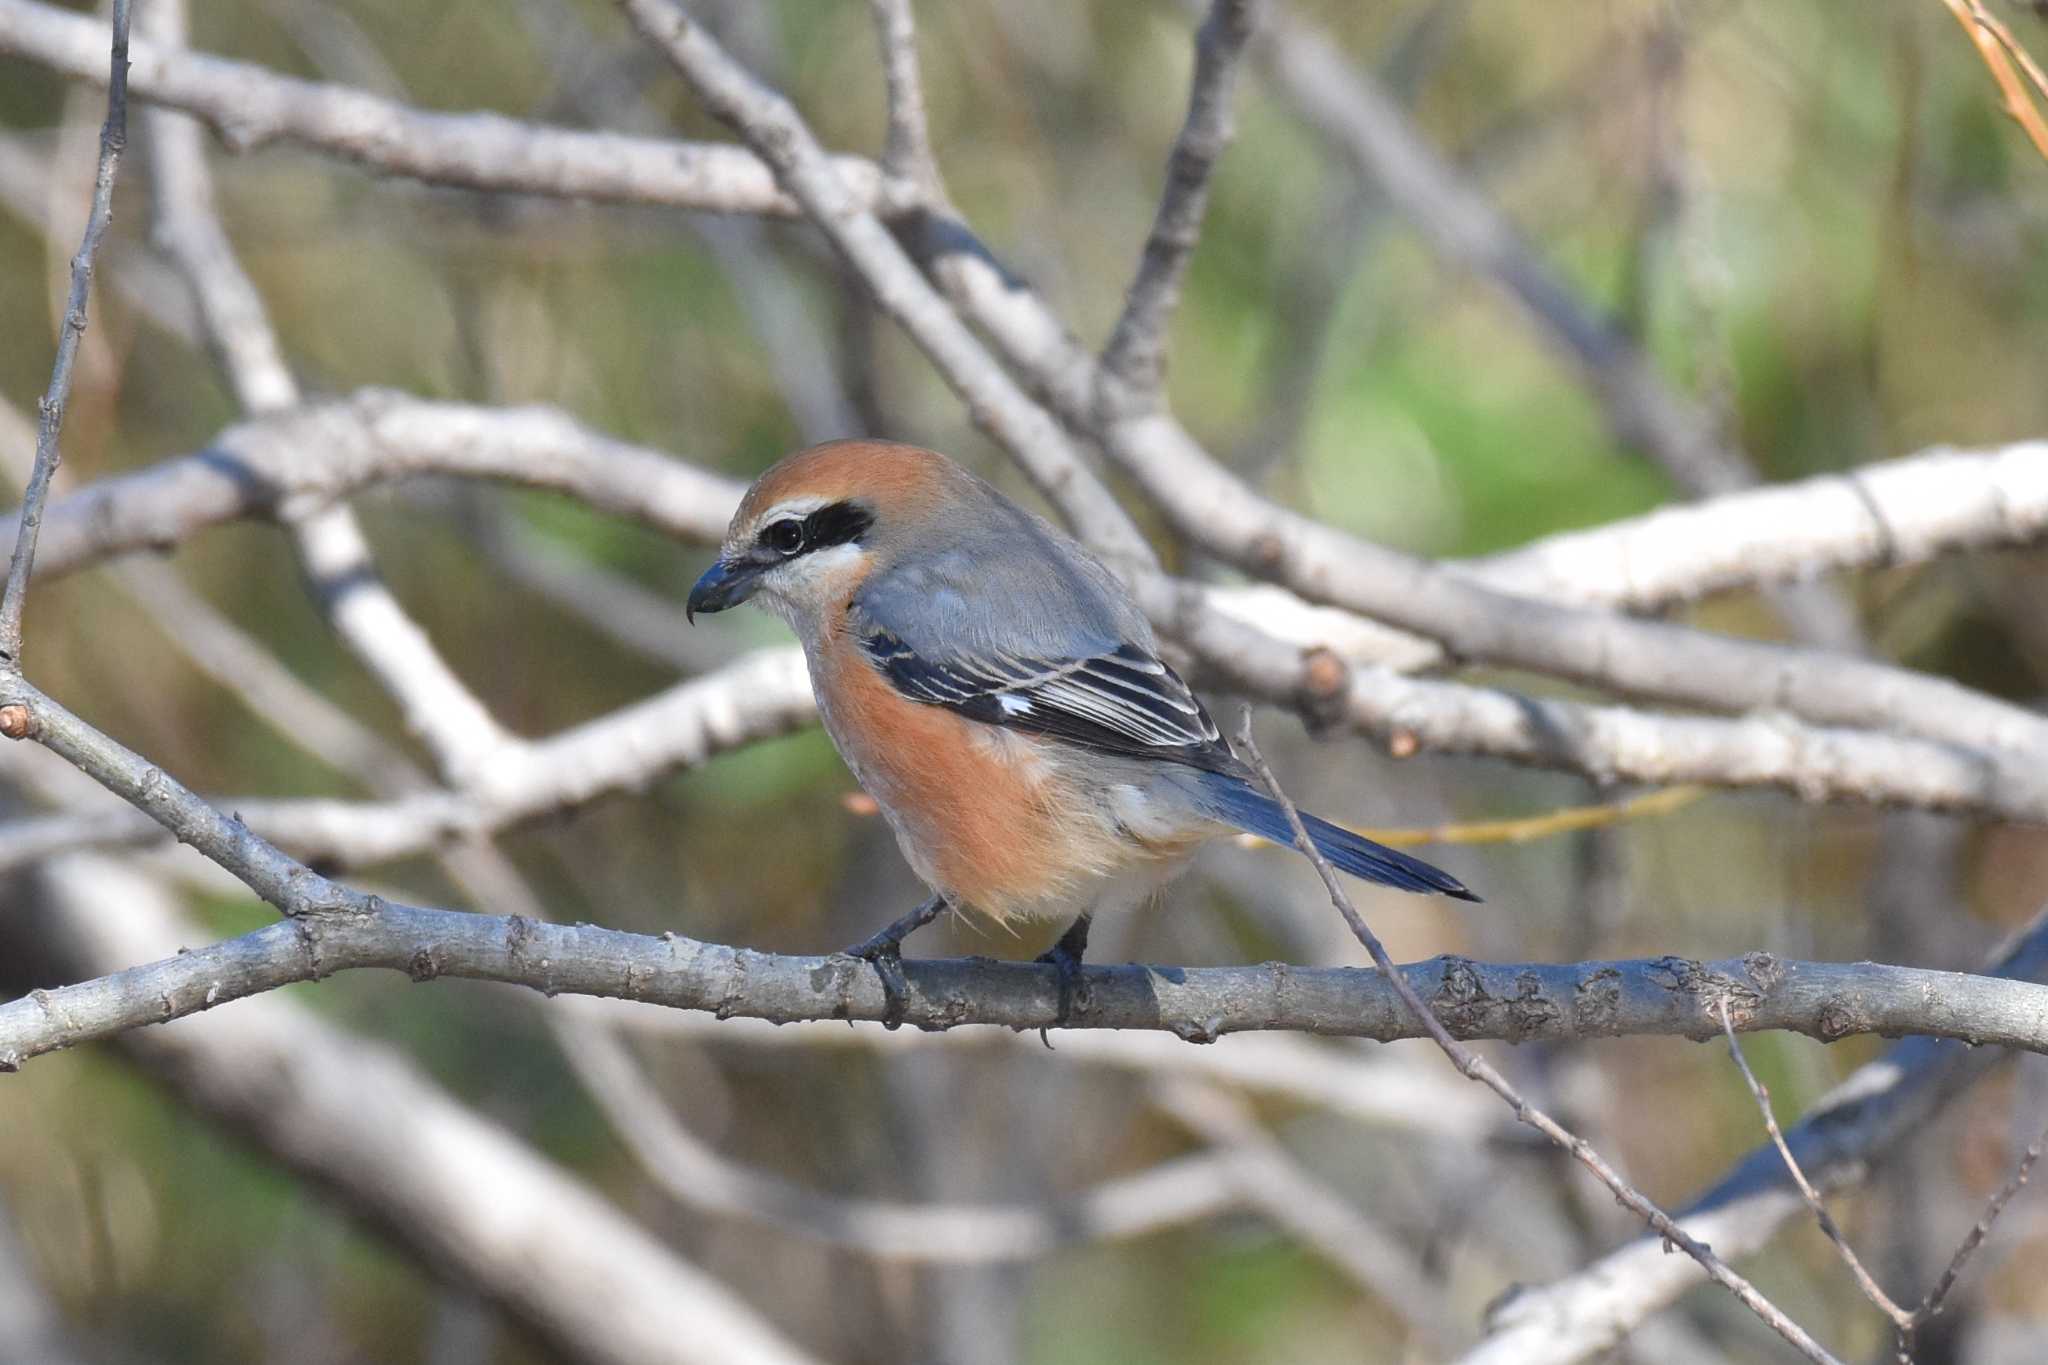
xmin=858 ymin=620 xmax=1223 ymax=757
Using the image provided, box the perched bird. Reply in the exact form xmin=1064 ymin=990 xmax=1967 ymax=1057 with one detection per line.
xmin=688 ymin=440 xmax=1477 ymax=1023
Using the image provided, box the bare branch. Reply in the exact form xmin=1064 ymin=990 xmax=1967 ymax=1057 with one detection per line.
xmin=1908 ymin=1116 xmax=2048 ymax=1342
xmin=1099 ymin=0 xmax=1259 ymax=403
xmin=0 ymin=0 xmax=906 ymax=218
xmin=10 ymin=890 xmax=2048 ymax=1074
xmin=0 ymin=646 xmax=814 ymax=872
xmin=1465 ymin=905 xmax=2048 ymax=1365
xmin=617 ymin=0 xmax=1153 ymax=568
xmin=23 ymin=855 xmax=819 ymax=1365
xmin=16 ymin=0 xmax=2039 ymax=611
xmin=0 ymin=658 xmax=2043 ymax=1064
xmin=866 ymin=0 xmax=943 ymax=195
xmin=1159 ymin=576 xmax=2048 ymax=823
xmin=1234 ymin=717 xmax=1841 ymax=1364
xmin=920 ymin=224 xmax=2048 ymax=784
xmin=22 ymin=396 xmax=2044 ymax=628
xmin=1 ymin=390 xmax=743 ymax=581
xmin=26 ymin=643 xmax=2043 ymax=874
xmin=1717 ymin=997 xmax=1914 ymax=1329
xmin=10 ymin=395 xmax=2047 ymax=827
xmin=1723 ymin=979 xmax=2048 ymax=1358
xmin=1115 ymin=410 xmax=2048 ymax=767
xmin=137 ymin=0 xmax=293 ymax=412
xmin=1471 ymin=442 xmax=2048 ymax=613
xmin=14 ymin=4 xmax=2048 ymax=774
xmin=1940 ymin=0 xmax=2048 ymax=165
xmin=554 ymin=1012 xmax=1241 ymax=1261
xmin=1254 ymin=4 xmax=1755 ymax=499
xmin=1150 ymin=1078 xmax=1460 ymax=1355
xmin=0 ymin=0 xmax=129 ymax=663
xmin=5 ymin=607 xmax=2044 ymax=881
xmin=138 ymin=1 xmax=515 ymax=785
xmin=290 ymin=504 xmax=515 ymax=782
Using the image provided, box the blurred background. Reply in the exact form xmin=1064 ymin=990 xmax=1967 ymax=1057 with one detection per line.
xmin=3 ymin=0 xmax=2048 ymax=1360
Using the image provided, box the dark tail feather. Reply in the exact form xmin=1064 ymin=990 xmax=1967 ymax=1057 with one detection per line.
xmin=1199 ymin=775 xmax=1481 ymax=902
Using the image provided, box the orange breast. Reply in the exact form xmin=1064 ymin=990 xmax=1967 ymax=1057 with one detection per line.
xmin=813 ymin=630 xmax=1081 ymax=920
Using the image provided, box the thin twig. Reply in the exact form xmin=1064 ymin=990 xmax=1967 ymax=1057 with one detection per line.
xmin=866 ymin=0 xmax=943 ymax=196
xmin=1463 ymin=904 xmax=2048 ymax=1364
xmin=1716 ymin=996 xmax=1914 ymax=1328
xmin=1724 ymin=988 xmax=2048 ymax=1363
xmin=0 ymin=0 xmax=130 ymax=663
xmin=1099 ymin=0 xmax=1259 ymax=404
xmin=1905 ymin=1115 xmax=2048 ymax=1351
xmin=1234 ymin=710 xmax=1842 ymax=1365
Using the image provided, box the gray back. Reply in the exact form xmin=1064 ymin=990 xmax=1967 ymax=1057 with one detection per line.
xmin=855 ymin=479 xmax=1152 ymax=664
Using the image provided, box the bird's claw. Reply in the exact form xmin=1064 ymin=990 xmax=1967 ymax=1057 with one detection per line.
xmin=1033 ymin=914 xmax=1093 ymax=1047
xmin=843 ymin=893 xmax=946 ymax=1030
xmin=844 ymin=937 xmax=912 ymax=1031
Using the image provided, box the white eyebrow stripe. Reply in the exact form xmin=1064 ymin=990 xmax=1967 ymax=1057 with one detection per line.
xmin=751 ymin=495 xmax=835 ymax=530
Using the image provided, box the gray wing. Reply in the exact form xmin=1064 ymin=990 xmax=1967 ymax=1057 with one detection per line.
xmin=851 ymin=509 xmax=1234 ymax=771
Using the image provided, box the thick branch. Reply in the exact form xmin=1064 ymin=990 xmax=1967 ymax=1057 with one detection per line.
xmin=1107 ymin=411 xmax=2048 ymax=768
xmin=7 ymin=898 xmax=2048 ymax=1069
xmin=1471 ymin=441 xmax=2048 ymax=613
xmin=0 ymin=0 xmax=904 ymax=218
xmin=0 ymin=389 xmax=743 ymax=579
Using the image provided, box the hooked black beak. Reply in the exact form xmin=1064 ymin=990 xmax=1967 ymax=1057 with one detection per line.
xmin=686 ymin=557 xmax=763 ymax=623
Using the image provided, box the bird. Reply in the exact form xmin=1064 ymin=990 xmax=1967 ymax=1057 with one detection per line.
xmin=687 ymin=439 xmax=1478 ymax=1027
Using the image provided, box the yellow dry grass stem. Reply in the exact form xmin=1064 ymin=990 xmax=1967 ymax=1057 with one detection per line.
xmin=1234 ymin=783 xmax=1707 ymax=853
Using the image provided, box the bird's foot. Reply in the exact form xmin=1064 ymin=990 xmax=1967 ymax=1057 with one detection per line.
xmin=1034 ymin=913 xmax=1093 ymax=1047
xmin=843 ymin=893 xmax=948 ymax=1030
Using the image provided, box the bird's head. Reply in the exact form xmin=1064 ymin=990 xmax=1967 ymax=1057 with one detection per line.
xmin=688 ymin=440 xmax=962 ymax=634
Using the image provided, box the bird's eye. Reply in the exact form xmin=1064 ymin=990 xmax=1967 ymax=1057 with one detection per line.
xmin=764 ymin=519 xmax=806 ymax=555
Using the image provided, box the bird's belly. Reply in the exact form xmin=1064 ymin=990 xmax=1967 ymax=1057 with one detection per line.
xmin=813 ymin=649 xmax=1191 ymax=922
